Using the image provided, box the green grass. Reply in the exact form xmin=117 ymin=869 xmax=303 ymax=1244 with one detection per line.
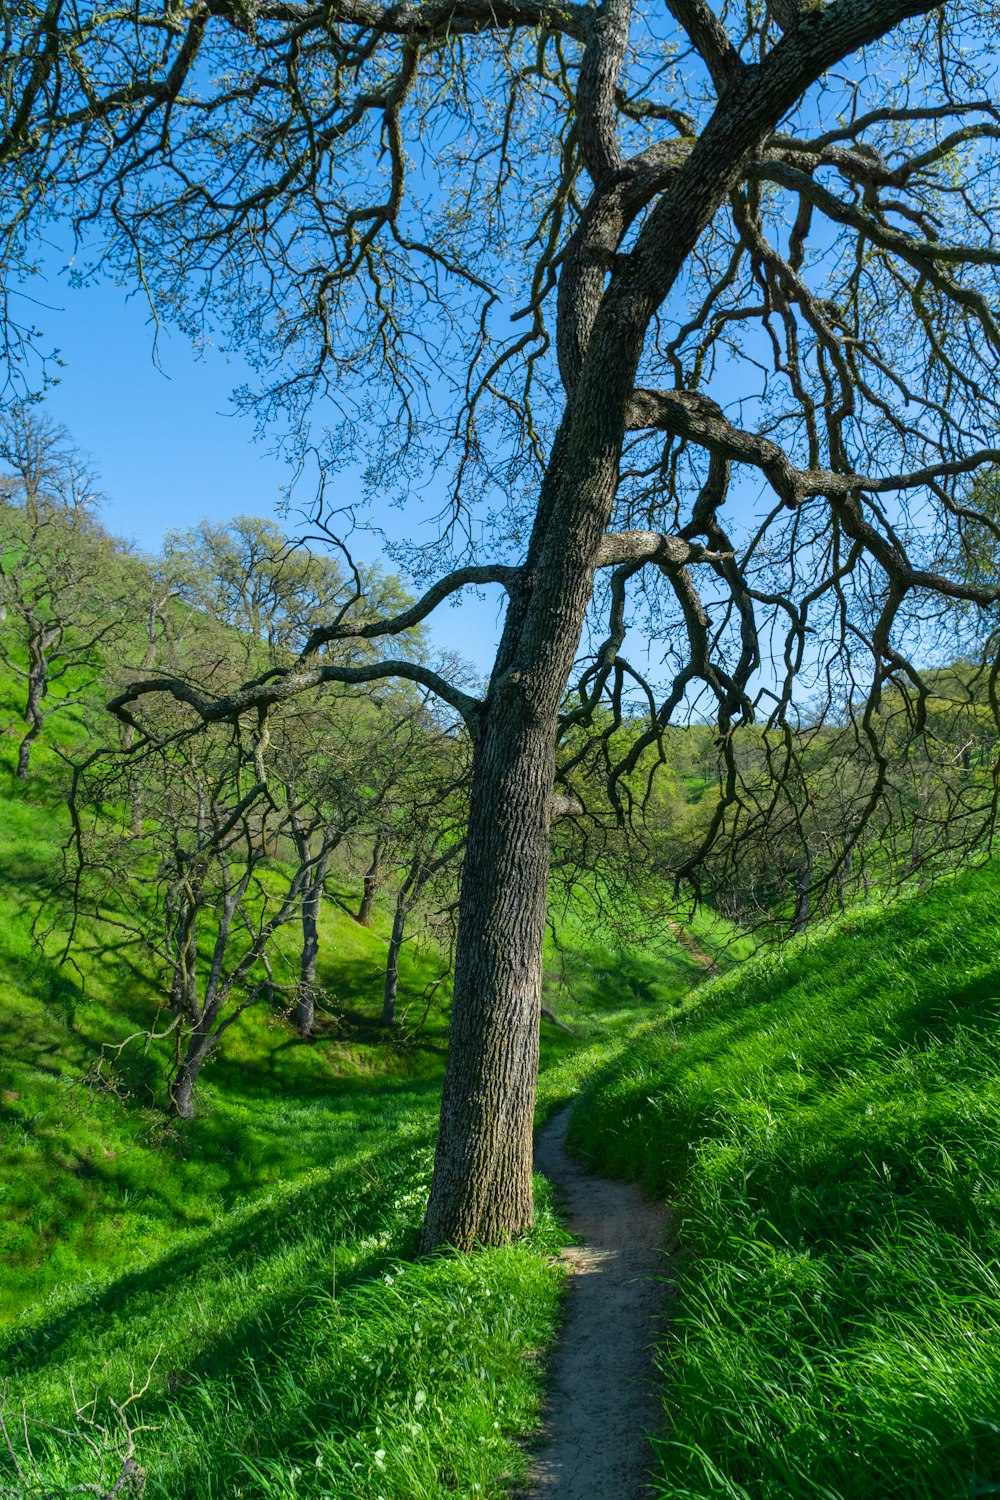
xmin=0 ymin=713 xmax=714 ymax=1498
xmin=0 ymin=776 xmax=449 ymax=1319
xmin=1 ymin=1085 xmax=565 ymax=1499
xmin=0 ymin=774 xmax=549 ymax=1497
xmin=572 ymin=862 xmax=1000 ymax=1500
xmin=7 ymin=560 xmax=1000 ymax=1497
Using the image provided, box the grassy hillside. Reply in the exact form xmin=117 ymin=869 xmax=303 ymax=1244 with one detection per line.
xmin=0 ymin=722 xmax=717 ymax=1498
xmin=1 ymin=764 xmax=540 ymax=1498
xmin=573 ymin=864 xmax=1000 ymax=1500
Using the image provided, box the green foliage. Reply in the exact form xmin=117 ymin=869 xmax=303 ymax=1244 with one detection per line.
xmin=573 ymin=864 xmax=1000 ymax=1499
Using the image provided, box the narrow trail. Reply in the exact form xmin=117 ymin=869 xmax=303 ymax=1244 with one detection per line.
xmin=666 ymin=921 xmax=720 ymax=973
xmin=523 ymin=1106 xmax=674 ymax=1500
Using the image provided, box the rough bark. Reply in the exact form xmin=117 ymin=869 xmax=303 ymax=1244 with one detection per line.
xmin=419 ymin=699 xmax=554 ymax=1251
xmin=16 ymin=721 xmax=38 ymax=780
xmin=15 ymin=639 xmax=46 ymax=780
xmin=295 ymin=850 xmax=330 ymax=1036
xmin=295 ymin=907 xmax=320 ymax=1036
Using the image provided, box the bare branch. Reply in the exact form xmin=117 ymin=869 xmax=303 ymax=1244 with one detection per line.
xmin=665 ymin=0 xmax=744 ymax=95
xmin=109 ymin=659 xmax=481 ymax=735
xmin=299 ymin=563 xmax=519 ymax=658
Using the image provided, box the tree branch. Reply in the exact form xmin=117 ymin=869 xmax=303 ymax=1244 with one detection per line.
xmin=299 ymin=563 xmax=519 ymax=658
xmin=208 ymin=0 xmax=591 ymax=37
xmin=109 ymin=660 xmax=482 ymax=736
xmin=665 ymin=0 xmax=744 ymax=95
xmin=594 ymin=528 xmax=726 ymax=568
xmin=626 ymin=387 xmax=1000 ymax=512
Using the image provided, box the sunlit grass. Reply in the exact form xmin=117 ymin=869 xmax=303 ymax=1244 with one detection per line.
xmin=574 ymin=863 xmax=1000 ymax=1499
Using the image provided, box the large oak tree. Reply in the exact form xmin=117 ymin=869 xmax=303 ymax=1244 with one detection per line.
xmin=4 ymin=0 xmax=1000 ymax=1248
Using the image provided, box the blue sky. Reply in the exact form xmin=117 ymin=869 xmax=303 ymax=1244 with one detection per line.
xmin=28 ymin=259 xmax=507 ymax=677
xmin=24 ymin=255 xmax=781 ymax=704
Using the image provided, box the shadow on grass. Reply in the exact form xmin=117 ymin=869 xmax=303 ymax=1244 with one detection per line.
xmin=571 ymin=873 xmax=1000 ymax=1234
xmin=2 ymin=1074 xmax=441 ymax=1381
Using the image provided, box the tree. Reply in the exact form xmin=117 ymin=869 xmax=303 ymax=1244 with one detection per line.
xmin=72 ymin=719 xmax=321 ymax=1118
xmin=0 ymin=408 xmax=130 ymax=778
xmin=7 ymin=0 xmax=1000 ymax=1248
xmin=356 ymin=835 xmax=387 ymax=928
xmin=163 ymin=516 xmax=419 ymax=671
xmin=376 ymin=745 xmax=468 ymax=1028
xmin=164 ymin=516 xmax=341 ymax=669
xmin=161 ymin=514 xmax=434 ymax=1033
xmin=272 ymin=686 xmax=447 ymax=1034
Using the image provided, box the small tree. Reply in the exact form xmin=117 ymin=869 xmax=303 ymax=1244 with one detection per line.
xmin=0 ymin=408 xmax=130 ymax=778
xmin=162 ymin=515 xmax=435 ymax=1034
xmin=356 ymin=833 xmax=387 ymax=928
xmin=380 ymin=838 xmax=463 ymax=1028
xmin=377 ymin=740 xmax=469 ymax=1028
xmin=160 ymin=791 xmax=308 ymax=1118
xmin=73 ymin=720 xmax=321 ymax=1117
xmin=272 ymin=688 xmax=437 ymax=1034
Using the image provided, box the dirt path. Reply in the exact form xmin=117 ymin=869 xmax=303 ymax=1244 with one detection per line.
xmin=667 ymin=920 xmax=720 ymax=973
xmin=524 ymin=1106 xmax=673 ymax=1500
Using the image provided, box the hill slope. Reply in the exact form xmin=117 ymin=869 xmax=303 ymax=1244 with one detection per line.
xmin=0 ymin=751 xmax=714 ymax=1498
xmin=573 ymin=864 xmax=1000 ymax=1500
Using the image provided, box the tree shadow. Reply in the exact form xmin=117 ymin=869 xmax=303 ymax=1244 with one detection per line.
xmin=1 ymin=1074 xmax=441 ymax=1381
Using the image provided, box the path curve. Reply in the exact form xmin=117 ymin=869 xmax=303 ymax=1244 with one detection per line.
xmin=523 ymin=1106 xmax=673 ymax=1500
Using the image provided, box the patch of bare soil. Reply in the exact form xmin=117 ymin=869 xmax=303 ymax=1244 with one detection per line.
xmin=522 ymin=1106 xmax=674 ymax=1500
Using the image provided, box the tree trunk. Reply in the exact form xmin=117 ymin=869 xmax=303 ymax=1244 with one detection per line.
xmin=168 ymin=1028 xmax=216 ymax=1119
xmin=381 ymin=893 xmax=409 ymax=1027
xmin=420 ymin=287 xmax=643 ymax=1253
xmin=16 ymin=723 xmax=38 ymax=780
xmin=836 ymin=848 xmax=851 ymax=913
xmin=295 ymin=854 xmax=329 ymax=1037
xmin=419 ymin=350 xmax=638 ymax=1252
xmin=295 ymin=907 xmax=319 ymax=1036
xmin=420 ymin=692 xmax=559 ymax=1251
xmin=357 ymin=836 xmax=385 ymax=926
xmin=792 ymin=857 xmax=811 ymax=933
xmin=16 ymin=659 xmax=45 ymax=780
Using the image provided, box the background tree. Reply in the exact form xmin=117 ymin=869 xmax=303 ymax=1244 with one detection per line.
xmin=0 ymin=408 xmax=130 ymax=778
xmin=356 ymin=834 xmax=387 ymax=928
xmin=160 ymin=513 xmax=439 ymax=1033
xmin=376 ymin=739 xmax=469 ymax=1029
xmin=73 ymin=720 xmax=320 ymax=1117
xmin=8 ymin=0 xmax=1000 ymax=1250
xmin=271 ymin=686 xmax=447 ymax=1034
xmin=164 ymin=516 xmax=418 ymax=671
